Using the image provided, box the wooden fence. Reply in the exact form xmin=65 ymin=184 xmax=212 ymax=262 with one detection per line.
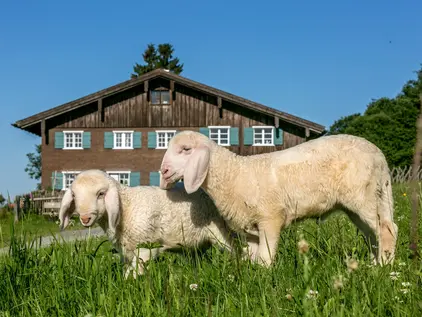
xmin=390 ymin=165 xmax=422 ymax=184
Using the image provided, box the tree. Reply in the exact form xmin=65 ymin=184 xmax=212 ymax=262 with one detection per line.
xmin=25 ymin=144 xmax=41 ymax=184
xmin=327 ymin=65 xmax=422 ymax=168
xmin=0 ymin=193 xmax=5 ymax=206
xmin=327 ymin=113 xmax=361 ymax=135
xmin=131 ymin=43 xmax=184 ymax=78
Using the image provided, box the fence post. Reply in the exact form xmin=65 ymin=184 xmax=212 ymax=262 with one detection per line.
xmin=13 ymin=195 xmax=20 ymax=223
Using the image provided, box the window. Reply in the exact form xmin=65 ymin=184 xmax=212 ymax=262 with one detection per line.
xmin=107 ymin=172 xmax=130 ymax=186
xmin=64 ymin=131 xmax=83 ymax=149
xmin=209 ymin=126 xmax=230 ymax=146
xmin=113 ymin=131 xmax=133 ymax=149
xmin=151 ymin=89 xmax=171 ymax=105
xmin=156 ymin=130 xmax=176 ymax=149
xmin=253 ymin=126 xmax=274 ymax=146
xmin=62 ymin=172 xmax=80 ymax=190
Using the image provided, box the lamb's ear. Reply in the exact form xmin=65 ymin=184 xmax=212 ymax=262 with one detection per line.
xmin=104 ymin=182 xmax=120 ymax=235
xmin=58 ymin=189 xmax=74 ymax=231
xmin=183 ymin=145 xmax=210 ymax=194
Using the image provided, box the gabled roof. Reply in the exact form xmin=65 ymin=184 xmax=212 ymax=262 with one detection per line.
xmin=12 ymin=68 xmax=325 ymax=134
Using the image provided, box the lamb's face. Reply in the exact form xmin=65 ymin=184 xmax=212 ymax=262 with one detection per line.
xmin=70 ymin=173 xmax=110 ymax=227
xmin=160 ymin=131 xmax=212 ymax=194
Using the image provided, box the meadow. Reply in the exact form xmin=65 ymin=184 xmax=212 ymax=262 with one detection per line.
xmin=0 ymin=183 xmax=421 ymax=317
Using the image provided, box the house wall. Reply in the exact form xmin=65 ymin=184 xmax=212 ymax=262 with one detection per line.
xmin=41 ymin=78 xmax=308 ymax=189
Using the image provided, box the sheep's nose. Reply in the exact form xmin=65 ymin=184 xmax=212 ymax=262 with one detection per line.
xmin=161 ymin=166 xmax=169 ymax=176
xmin=80 ymin=215 xmax=91 ymax=224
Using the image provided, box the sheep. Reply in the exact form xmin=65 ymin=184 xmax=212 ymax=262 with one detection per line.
xmin=158 ymin=130 xmax=399 ymax=268
xmin=58 ymin=169 xmax=241 ymax=279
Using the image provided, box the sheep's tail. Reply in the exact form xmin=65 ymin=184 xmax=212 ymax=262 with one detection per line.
xmin=377 ymin=166 xmax=398 ymax=264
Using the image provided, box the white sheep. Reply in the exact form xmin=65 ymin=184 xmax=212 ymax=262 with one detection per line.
xmin=58 ymin=169 xmax=240 ymax=278
xmin=158 ymin=131 xmax=398 ymax=267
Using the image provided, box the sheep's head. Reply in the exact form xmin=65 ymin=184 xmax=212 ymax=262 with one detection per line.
xmin=58 ymin=169 xmax=120 ymax=234
xmin=160 ymin=130 xmax=213 ymax=194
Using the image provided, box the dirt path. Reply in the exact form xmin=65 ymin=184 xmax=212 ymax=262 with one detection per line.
xmin=0 ymin=227 xmax=106 ymax=256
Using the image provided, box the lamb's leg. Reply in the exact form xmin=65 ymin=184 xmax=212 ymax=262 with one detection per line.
xmin=255 ymin=218 xmax=283 ymax=267
xmin=124 ymin=247 xmax=168 ymax=279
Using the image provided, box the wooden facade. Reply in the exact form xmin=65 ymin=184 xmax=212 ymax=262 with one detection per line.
xmin=13 ymin=69 xmax=325 ymax=189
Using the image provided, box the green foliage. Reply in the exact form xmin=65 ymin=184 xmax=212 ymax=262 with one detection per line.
xmin=328 ymin=66 xmax=422 ymax=167
xmin=131 ymin=43 xmax=184 ymax=78
xmin=0 ymin=194 xmax=5 ymax=206
xmin=0 ymin=185 xmax=420 ymax=316
xmin=24 ymin=144 xmax=41 ymax=185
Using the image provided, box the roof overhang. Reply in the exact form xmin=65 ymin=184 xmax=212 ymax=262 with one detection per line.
xmin=12 ymin=68 xmax=326 ymax=136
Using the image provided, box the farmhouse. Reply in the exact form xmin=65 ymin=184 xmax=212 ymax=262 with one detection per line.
xmin=12 ymin=68 xmax=325 ymax=190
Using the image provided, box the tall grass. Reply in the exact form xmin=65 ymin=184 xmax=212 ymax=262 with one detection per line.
xmin=0 ymin=184 xmax=421 ymax=316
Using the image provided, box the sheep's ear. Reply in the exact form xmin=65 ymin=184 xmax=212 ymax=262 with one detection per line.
xmin=104 ymin=182 xmax=120 ymax=235
xmin=58 ymin=189 xmax=74 ymax=231
xmin=184 ymin=145 xmax=210 ymax=194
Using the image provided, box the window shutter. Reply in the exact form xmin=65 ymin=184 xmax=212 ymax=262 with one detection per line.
xmin=51 ymin=171 xmax=63 ymax=190
xmin=243 ymin=128 xmax=254 ymax=145
xmin=149 ymin=172 xmax=160 ymax=186
xmin=54 ymin=132 xmax=64 ymax=149
xmin=274 ymin=128 xmax=283 ymax=145
xmin=148 ymin=132 xmax=156 ymax=148
xmin=133 ymin=132 xmax=142 ymax=148
xmin=130 ymin=172 xmax=141 ymax=186
xmin=82 ymin=132 xmax=91 ymax=148
xmin=104 ymin=132 xmax=113 ymax=149
xmin=199 ymin=127 xmax=209 ymax=137
xmin=230 ymin=127 xmax=239 ymax=145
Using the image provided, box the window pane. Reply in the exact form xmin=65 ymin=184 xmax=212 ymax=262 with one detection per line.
xmin=125 ymin=133 xmax=132 ymax=147
xmin=161 ymin=91 xmax=170 ymax=104
xmin=220 ymin=128 xmax=228 ymax=134
xmin=263 ymin=128 xmax=272 ymax=134
xmin=74 ymin=133 xmax=82 ymax=148
xmin=115 ymin=133 xmax=122 ymax=147
xmin=151 ymin=91 xmax=160 ymax=104
xmin=158 ymin=132 xmax=165 ymax=148
xmin=65 ymin=134 xmax=72 ymax=148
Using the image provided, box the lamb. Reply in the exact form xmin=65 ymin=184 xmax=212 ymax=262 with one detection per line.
xmin=158 ymin=130 xmax=399 ymax=268
xmin=58 ymin=169 xmax=240 ymax=278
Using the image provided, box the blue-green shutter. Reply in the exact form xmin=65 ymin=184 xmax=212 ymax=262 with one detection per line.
xmin=82 ymin=132 xmax=91 ymax=148
xmin=148 ymin=132 xmax=156 ymax=148
xmin=230 ymin=127 xmax=239 ymax=145
xmin=274 ymin=128 xmax=283 ymax=145
xmin=149 ymin=172 xmax=160 ymax=186
xmin=55 ymin=132 xmax=64 ymax=149
xmin=243 ymin=128 xmax=254 ymax=145
xmin=104 ymin=132 xmax=113 ymax=149
xmin=133 ymin=132 xmax=142 ymax=148
xmin=130 ymin=172 xmax=141 ymax=186
xmin=199 ymin=127 xmax=209 ymax=137
xmin=51 ymin=172 xmax=63 ymax=190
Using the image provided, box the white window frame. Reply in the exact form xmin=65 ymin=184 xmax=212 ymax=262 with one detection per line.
xmin=252 ymin=126 xmax=274 ymax=146
xmin=63 ymin=131 xmax=84 ymax=150
xmin=61 ymin=171 xmax=81 ymax=190
xmin=208 ymin=126 xmax=231 ymax=146
xmin=156 ymin=130 xmax=177 ymax=149
xmin=113 ymin=131 xmax=134 ymax=150
xmin=107 ymin=171 xmax=131 ymax=186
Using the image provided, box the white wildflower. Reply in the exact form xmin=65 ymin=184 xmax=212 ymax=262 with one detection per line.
xmin=346 ymin=258 xmax=359 ymax=272
xmin=297 ymin=238 xmax=309 ymax=254
xmin=227 ymin=274 xmax=234 ymax=282
xmin=306 ymin=289 xmax=318 ymax=300
xmin=189 ymin=283 xmax=198 ymax=291
xmin=401 ymin=282 xmax=411 ymax=288
xmin=390 ymin=272 xmax=400 ymax=280
xmin=400 ymin=288 xmax=409 ymax=294
xmin=398 ymin=262 xmax=406 ymax=267
xmin=394 ymin=296 xmax=403 ymax=303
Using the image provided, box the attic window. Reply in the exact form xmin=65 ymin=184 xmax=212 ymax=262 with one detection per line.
xmin=151 ymin=89 xmax=170 ymax=105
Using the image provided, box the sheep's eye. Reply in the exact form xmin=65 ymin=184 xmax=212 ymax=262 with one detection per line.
xmin=97 ymin=192 xmax=105 ymax=198
xmin=183 ymin=147 xmax=192 ymax=152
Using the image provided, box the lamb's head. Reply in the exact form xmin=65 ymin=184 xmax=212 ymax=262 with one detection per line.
xmin=160 ymin=130 xmax=214 ymax=194
xmin=58 ymin=169 xmax=120 ymax=234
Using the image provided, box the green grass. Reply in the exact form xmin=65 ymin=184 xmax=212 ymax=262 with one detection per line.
xmin=0 ymin=212 xmax=95 ymax=248
xmin=0 ymin=184 xmax=421 ymax=316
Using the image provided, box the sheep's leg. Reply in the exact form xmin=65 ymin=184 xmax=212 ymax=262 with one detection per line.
xmin=241 ymin=231 xmax=260 ymax=261
xmin=124 ymin=247 xmax=168 ymax=279
xmin=345 ymin=211 xmax=379 ymax=265
xmin=255 ymin=218 xmax=282 ymax=267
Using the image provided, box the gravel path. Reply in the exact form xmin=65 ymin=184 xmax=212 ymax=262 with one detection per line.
xmin=0 ymin=227 xmax=106 ymax=256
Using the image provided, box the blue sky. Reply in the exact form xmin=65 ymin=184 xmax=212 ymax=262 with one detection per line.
xmin=0 ymin=0 xmax=421 ymax=198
